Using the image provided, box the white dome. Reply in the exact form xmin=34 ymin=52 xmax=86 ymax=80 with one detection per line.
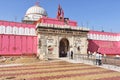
xmin=23 ymin=5 xmax=47 ymax=22
xmin=26 ymin=5 xmax=47 ymax=16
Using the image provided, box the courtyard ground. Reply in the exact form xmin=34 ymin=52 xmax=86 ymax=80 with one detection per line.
xmin=0 ymin=57 xmax=120 ymax=80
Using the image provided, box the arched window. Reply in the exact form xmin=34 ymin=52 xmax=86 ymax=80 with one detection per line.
xmin=102 ymin=35 xmax=105 ymax=40
xmin=30 ymin=28 xmax=35 ymax=35
xmin=2 ymin=25 xmax=6 ymax=34
xmin=19 ymin=27 xmax=24 ymax=35
xmin=116 ymin=36 xmax=119 ymax=41
xmin=32 ymin=28 xmax=36 ymax=35
xmin=25 ymin=28 xmax=30 ymax=35
xmin=93 ymin=34 xmax=96 ymax=39
xmin=101 ymin=35 xmax=103 ymax=40
xmin=108 ymin=35 xmax=111 ymax=41
xmin=15 ymin=27 xmax=19 ymax=35
xmin=6 ymin=26 xmax=13 ymax=34
xmin=13 ymin=26 xmax=17 ymax=34
xmin=99 ymin=35 xmax=102 ymax=40
xmin=0 ymin=25 xmax=3 ymax=34
xmin=96 ymin=34 xmax=99 ymax=40
xmin=90 ymin=34 xmax=93 ymax=39
xmin=105 ymin=35 xmax=108 ymax=40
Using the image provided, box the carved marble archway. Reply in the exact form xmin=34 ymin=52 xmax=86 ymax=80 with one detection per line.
xmin=59 ymin=38 xmax=69 ymax=57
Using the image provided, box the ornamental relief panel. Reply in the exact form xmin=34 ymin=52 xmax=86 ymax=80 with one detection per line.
xmin=46 ymin=35 xmax=54 ymax=45
xmin=74 ymin=37 xmax=82 ymax=52
xmin=46 ymin=36 xmax=55 ymax=54
xmin=74 ymin=37 xmax=81 ymax=47
xmin=74 ymin=37 xmax=87 ymax=53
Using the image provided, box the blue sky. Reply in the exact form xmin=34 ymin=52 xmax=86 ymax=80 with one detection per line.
xmin=0 ymin=0 xmax=120 ymax=33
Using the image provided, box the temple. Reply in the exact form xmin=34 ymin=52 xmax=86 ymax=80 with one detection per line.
xmin=0 ymin=3 xmax=119 ymax=59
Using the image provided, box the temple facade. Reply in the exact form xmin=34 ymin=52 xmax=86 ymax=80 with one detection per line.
xmin=23 ymin=4 xmax=89 ymax=59
xmin=36 ymin=18 xmax=89 ymax=59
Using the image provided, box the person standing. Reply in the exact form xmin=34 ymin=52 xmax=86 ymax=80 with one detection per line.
xmin=95 ymin=52 xmax=99 ymax=65
xmin=71 ymin=51 xmax=73 ymax=59
xmin=98 ymin=52 xmax=102 ymax=65
xmin=95 ymin=52 xmax=102 ymax=65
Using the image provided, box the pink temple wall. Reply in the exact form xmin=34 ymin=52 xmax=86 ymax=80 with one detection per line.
xmin=0 ymin=34 xmax=37 ymax=56
xmin=0 ymin=20 xmax=37 ymax=56
xmin=88 ymin=40 xmax=120 ymax=55
xmin=88 ymin=31 xmax=120 ymax=55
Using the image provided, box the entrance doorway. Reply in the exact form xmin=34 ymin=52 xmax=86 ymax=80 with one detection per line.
xmin=59 ymin=38 xmax=69 ymax=57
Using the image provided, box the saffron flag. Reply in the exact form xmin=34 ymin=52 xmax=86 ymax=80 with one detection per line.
xmin=57 ymin=4 xmax=62 ymax=19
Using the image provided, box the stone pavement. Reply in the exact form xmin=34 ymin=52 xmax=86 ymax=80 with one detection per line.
xmin=0 ymin=57 xmax=120 ymax=73
xmin=60 ymin=58 xmax=120 ymax=72
xmin=1 ymin=59 xmax=120 ymax=80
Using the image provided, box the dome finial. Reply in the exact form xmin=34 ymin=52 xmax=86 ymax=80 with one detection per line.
xmin=35 ymin=0 xmax=40 ymax=6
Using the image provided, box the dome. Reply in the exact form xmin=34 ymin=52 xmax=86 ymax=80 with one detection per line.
xmin=22 ymin=4 xmax=47 ymax=23
xmin=26 ymin=5 xmax=47 ymax=16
